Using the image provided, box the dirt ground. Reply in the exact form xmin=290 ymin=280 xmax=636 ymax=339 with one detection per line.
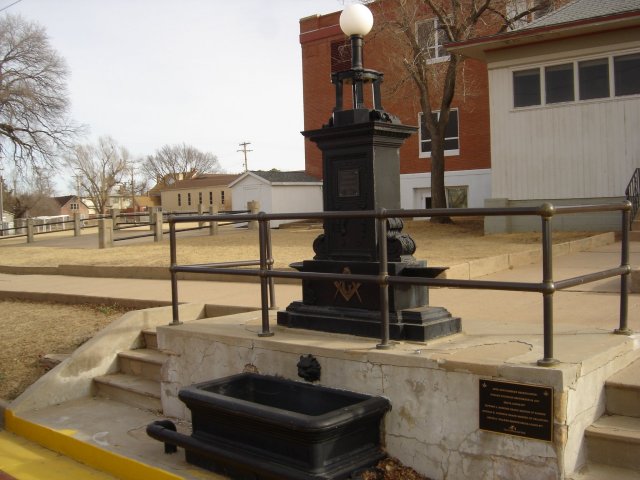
xmin=0 ymin=300 xmax=128 ymax=401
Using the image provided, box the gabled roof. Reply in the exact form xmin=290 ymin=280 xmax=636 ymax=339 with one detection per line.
xmin=53 ymin=195 xmax=90 ymax=209
xmin=163 ymin=173 xmax=241 ymax=191
xmin=53 ymin=195 xmax=74 ymax=207
xmin=229 ymin=170 xmax=322 ymax=188
xmin=447 ymin=0 xmax=640 ymax=60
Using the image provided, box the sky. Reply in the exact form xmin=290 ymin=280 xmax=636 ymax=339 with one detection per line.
xmin=3 ymin=0 xmax=351 ymax=194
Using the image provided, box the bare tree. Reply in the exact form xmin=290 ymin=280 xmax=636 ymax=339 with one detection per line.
xmin=0 ymin=14 xmax=80 ymax=171
xmin=65 ymin=136 xmax=130 ymax=214
xmin=6 ymin=166 xmax=58 ymax=217
xmin=376 ymin=0 xmax=552 ymax=222
xmin=142 ymin=143 xmax=221 ymax=186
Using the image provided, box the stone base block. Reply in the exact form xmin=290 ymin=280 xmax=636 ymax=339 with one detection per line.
xmin=277 ymin=302 xmax=461 ymax=342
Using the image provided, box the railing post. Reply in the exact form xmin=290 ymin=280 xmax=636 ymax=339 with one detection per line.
xmin=154 ymin=209 xmax=163 ymax=242
xmin=257 ymin=215 xmax=274 ymax=337
xmin=74 ymin=213 xmax=81 ymax=236
xmin=616 ymin=202 xmax=632 ymax=335
xmin=209 ymin=205 xmax=219 ymax=236
xmin=111 ymin=208 xmax=120 ymax=230
xmin=149 ymin=207 xmax=156 ymax=231
xmin=265 ymin=219 xmax=277 ymax=310
xmin=248 ymin=200 xmax=259 ymax=231
xmin=537 ymin=204 xmax=558 ymax=366
xmin=169 ymin=218 xmax=182 ymax=326
xmin=198 ymin=203 xmax=204 ymax=229
xmin=376 ymin=211 xmax=392 ymax=350
xmin=26 ymin=218 xmax=34 ymax=243
xmin=98 ymin=218 xmax=113 ymax=249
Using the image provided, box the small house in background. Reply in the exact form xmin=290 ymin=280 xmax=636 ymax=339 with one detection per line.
xmin=450 ymin=0 xmax=640 ymax=232
xmin=160 ymin=173 xmax=241 ymax=213
xmin=229 ymin=170 xmax=322 ymax=228
xmin=53 ymin=195 xmax=92 ymax=217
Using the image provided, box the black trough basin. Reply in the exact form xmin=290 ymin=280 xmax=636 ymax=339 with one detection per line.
xmin=147 ymin=373 xmax=391 ymax=480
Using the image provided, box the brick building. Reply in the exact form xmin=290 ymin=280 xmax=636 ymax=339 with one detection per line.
xmin=299 ymin=2 xmax=559 ymax=209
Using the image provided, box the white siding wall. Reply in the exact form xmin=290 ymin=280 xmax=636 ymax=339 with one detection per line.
xmin=231 ymin=177 xmax=272 ymax=215
xmin=487 ymin=33 xmax=640 ymax=201
xmin=230 ymin=177 xmax=323 ymax=228
xmin=400 ymin=170 xmax=492 ymax=210
xmin=271 ymin=184 xmax=323 ymax=228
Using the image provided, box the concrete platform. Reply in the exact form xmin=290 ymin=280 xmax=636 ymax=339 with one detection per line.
xmin=1 ymin=241 xmax=639 ymax=479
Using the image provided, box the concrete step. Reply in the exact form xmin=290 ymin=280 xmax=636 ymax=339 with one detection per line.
xmin=630 ymin=230 xmax=640 ymax=242
xmin=118 ymin=348 xmax=167 ymax=382
xmin=141 ymin=329 xmax=158 ymax=350
xmin=585 ymin=414 xmax=640 ymax=470
xmin=569 ymin=463 xmax=640 ymax=480
xmin=606 ymin=359 xmax=640 ymax=417
xmin=93 ymin=373 xmax=162 ymax=412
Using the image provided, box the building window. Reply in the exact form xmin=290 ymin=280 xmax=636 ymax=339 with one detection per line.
xmin=506 ymin=0 xmax=552 ymax=30
xmin=221 ymin=191 xmax=225 ymax=205
xmin=187 ymin=193 xmax=191 ymax=206
xmin=614 ymin=53 xmax=640 ymax=97
xmin=330 ymin=40 xmax=351 ymax=73
xmin=177 ymin=194 xmax=181 ymax=207
xmin=198 ymin=192 xmax=202 ymax=205
xmin=513 ymin=52 xmax=640 ymax=108
xmin=513 ymin=68 xmax=541 ymax=107
xmin=545 ymin=63 xmax=574 ymax=104
xmin=446 ymin=186 xmax=468 ymax=208
xmin=209 ymin=191 xmax=213 ymax=205
xmin=70 ymin=203 xmax=78 ymax=211
xmin=419 ymin=109 xmax=459 ymax=158
xmin=416 ymin=18 xmax=450 ymax=62
xmin=579 ymin=58 xmax=609 ymax=100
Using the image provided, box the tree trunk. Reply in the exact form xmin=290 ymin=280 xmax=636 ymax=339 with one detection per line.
xmin=430 ymin=135 xmax=452 ymax=224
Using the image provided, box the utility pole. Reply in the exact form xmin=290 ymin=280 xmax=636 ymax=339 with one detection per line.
xmin=129 ymin=166 xmax=136 ymax=212
xmin=237 ymin=141 xmax=253 ymax=172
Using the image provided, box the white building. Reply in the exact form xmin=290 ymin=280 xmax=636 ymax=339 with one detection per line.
xmin=229 ymin=171 xmax=323 ymax=228
xmin=450 ymin=0 xmax=640 ymax=232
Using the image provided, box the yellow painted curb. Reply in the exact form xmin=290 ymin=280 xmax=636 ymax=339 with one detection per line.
xmin=4 ymin=409 xmax=183 ymax=480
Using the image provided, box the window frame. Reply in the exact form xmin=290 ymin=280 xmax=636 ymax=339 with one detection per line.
xmin=418 ymin=109 xmax=460 ymax=159
xmin=416 ymin=17 xmax=451 ymax=63
xmin=512 ymin=50 xmax=640 ymax=109
xmin=445 ymin=185 xmax=468 ymax=208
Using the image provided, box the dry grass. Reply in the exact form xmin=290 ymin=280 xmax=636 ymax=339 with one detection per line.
xmin=0 ymin=300 xmax=129 ymax=400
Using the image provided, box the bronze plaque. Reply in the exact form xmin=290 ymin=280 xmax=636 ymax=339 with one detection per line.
xmin=479 ymin=379 xmax=553 ymax=442
xmin=338 ymin=168 xmax=359 ymax=197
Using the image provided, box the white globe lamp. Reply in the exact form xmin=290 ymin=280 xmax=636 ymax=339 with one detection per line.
xmin=339 ymin=4 xmax=374 ymax=36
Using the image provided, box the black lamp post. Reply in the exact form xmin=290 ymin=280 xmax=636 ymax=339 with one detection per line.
xmin=277 ymin=4 xmax=461 ymax=341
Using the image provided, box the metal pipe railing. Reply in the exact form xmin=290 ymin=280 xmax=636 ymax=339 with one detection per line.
xmin=167 ymin=202 xmax=633 ymax=365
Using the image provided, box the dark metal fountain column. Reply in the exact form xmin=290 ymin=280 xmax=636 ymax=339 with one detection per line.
xmin=277 ymin=4 xmax=461 ymax=341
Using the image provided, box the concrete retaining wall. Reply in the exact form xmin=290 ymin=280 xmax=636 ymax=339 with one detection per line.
xmin=157 ymin=311 xmax=640 ymax=479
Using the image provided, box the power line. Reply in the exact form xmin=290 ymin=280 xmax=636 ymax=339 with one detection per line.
xmin=0 ymin=0 xmax=24 ymax=13
xmin=237 ymin=141 xmax=253 ymax=172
